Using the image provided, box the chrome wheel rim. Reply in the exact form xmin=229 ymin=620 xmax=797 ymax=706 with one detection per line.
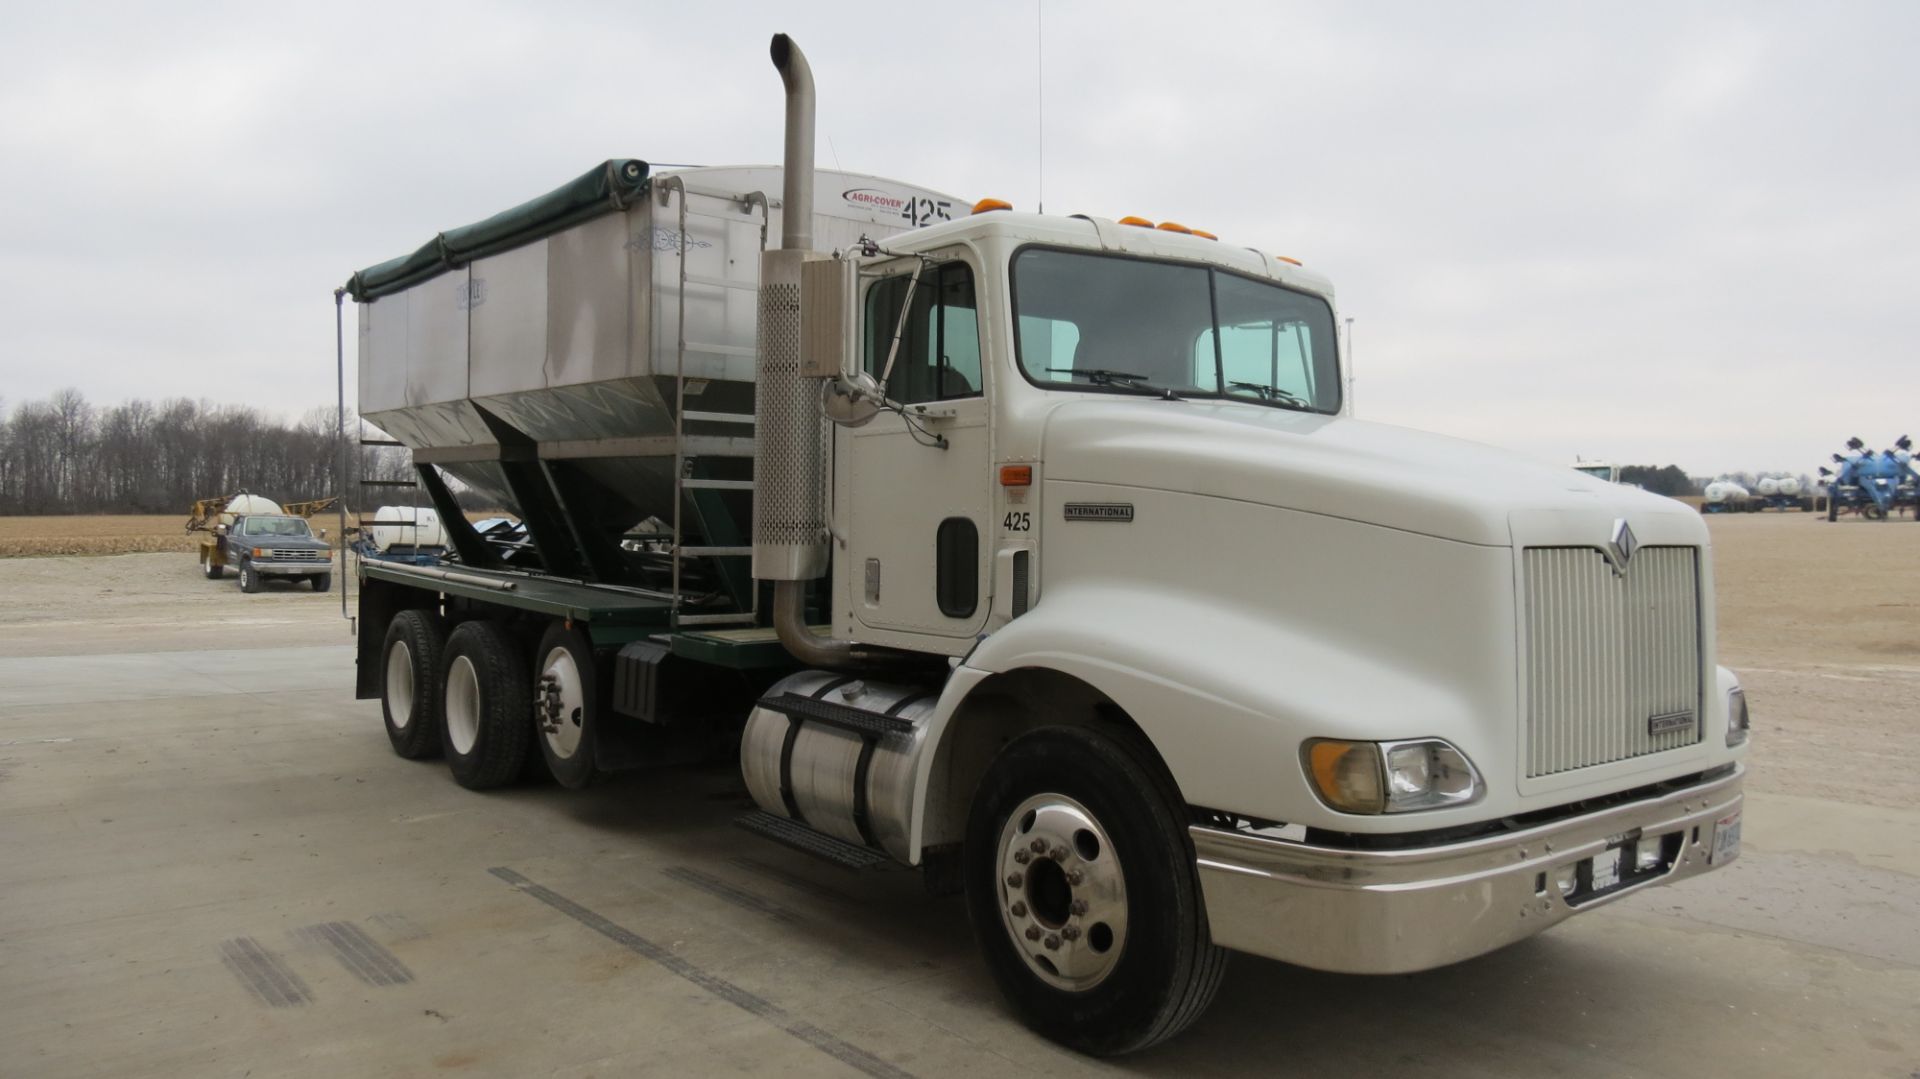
xmin=536 ymin=645 xmax=585 ymax=759
xmin=995 ymin=793 xmax=1128 ymax=991
xmin=385 ymin=640 xmax=414 ymax=729
xmin=444 ymin=655 xmax=480 ymax=756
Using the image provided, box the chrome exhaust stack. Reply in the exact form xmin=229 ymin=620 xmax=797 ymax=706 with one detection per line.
xmin=756 ymin=34 xmax=855 ymax=666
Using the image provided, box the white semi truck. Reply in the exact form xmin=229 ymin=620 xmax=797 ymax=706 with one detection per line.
xmin=344 ymin=35 xmax=1749 ymax=1055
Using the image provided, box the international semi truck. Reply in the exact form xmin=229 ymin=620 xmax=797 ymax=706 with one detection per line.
xmin=342 ymin=34 xmax=1750 ymax=1055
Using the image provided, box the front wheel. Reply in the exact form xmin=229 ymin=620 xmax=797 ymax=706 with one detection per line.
xmin=311 ymin=572 xmax=332 ymax=593
xmin=239 ymin=560 xmax=264 ymax=593
xmin=964 ymin=726 xmax=1227 ymax=1056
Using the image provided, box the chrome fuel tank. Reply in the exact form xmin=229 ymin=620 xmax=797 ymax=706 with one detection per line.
xmin=740 ymin=669 xmax=941 ymax=862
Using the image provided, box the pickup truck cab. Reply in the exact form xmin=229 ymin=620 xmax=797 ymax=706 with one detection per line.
xmin=219 ymin=515 xmax=333 ymax=593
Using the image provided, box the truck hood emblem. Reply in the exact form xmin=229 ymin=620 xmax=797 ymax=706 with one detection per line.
xmin=1604 ymin=519 xmax=1639 ymax=575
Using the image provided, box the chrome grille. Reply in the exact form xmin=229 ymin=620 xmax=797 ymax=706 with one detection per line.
xmin=266 ymin=548 xmax=328 ymax=562
xmin=1522 ymin=546 xmax=1701 ymax=777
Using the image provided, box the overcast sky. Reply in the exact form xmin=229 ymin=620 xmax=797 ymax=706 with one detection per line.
xmin=2 ymin=1 xmax=1914 ymax=476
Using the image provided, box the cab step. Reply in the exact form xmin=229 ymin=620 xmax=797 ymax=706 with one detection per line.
xmin=734 ymin=811 xmax=890 ymax=870
xmin=754 ymin=692 xmax=913 ymax=739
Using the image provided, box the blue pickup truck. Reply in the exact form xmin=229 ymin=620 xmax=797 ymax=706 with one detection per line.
xmin=206 ymin=514 xmax=334 ymax=593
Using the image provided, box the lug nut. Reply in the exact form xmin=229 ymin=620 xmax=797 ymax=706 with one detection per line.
xmin=1013 ymin=850 xmax=1030 ymax=865
xmin=1065 ymin=870 xmax=1084 ymax=886
xmin=1030 ymin=838 xmax=1048 ymax=853
xmin=1010 ymin=901 xmax=1027 ymax=918
xmin=1025 ymin=926 xmax=1042 ymax=941
xmin=1050 ymin=846 xmax=1069 ymax=862
xmin=1044 ymin=934 xmax=1061 ymax=951
xmin=1006 ymin=873 xmax=1023 ymax=888
xmin=1070 ymin=898 xmax=1089 ymax=916
xmin=1061 ymin=925 xmax=1081 ymax=941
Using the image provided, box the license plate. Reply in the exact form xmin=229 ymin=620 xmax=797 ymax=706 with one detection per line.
xmin=1590 ymin=847 xmax=1622 ymax=892
xmin=1711 ymin=810 xmax=1742 ymax=865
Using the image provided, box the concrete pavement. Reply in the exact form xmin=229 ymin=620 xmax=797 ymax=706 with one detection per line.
xmin=2 ymin=639 xmax=1916 ymax=1077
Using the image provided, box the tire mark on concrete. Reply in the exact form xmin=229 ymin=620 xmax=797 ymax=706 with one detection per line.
xmin=490 ymin=867 xmax=915 ymax=1079
xmin=661 ymin=865 xmax=801 ymax=924
xmin=728 ymin=855 xmax=864 ymax=908
xmin=295 ymin=921 xmax=414 ymax=986
xmin=219 ymin=937 xmax=312 ymax=1007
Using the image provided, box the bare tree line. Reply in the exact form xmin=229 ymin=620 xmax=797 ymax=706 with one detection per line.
xmin=0 ymin=389 xmax=413 ymax=515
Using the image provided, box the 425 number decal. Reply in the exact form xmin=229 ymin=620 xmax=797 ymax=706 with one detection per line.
xmin=901 ymin=198 xmax=953 ymax=228
xmin=1001 ymin=511 xmax=1032 ymax=532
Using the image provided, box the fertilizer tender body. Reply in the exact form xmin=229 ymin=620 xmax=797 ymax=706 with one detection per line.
xmin=344 ymin=34 xmax=1750 ymax=1056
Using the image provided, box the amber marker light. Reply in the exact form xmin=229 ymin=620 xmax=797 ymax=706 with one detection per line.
xmin=1117 ymin=215 xmax=1155 ymax=228
xmin=1156 ymin=221 xmax=1192 ymax=234
xmin=973 ymin=198 xmax=1013 ymax=214
xmin=1191 ymin=229 xmax=1218 ymax=240
xmin=1276 ymin=255 xmax=1304 ymax=266
xmin=999 ymin=465 xmax=1033 ymax=487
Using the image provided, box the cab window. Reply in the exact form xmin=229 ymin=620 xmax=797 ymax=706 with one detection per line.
xmin=864 ymin=261 xmax=981 ymax=405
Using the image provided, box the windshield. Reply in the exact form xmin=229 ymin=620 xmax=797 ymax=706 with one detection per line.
xmin=1574 ymin=465 xmax=1615 ymax=482
xmin=1011 ymin=248 xmax=1341 ymax=412
xmin=244 ymin=517 xmax=312 ymax=538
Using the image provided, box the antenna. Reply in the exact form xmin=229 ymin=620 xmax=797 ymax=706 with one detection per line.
xmin=1036 ymin=0 xmax=1045 ymax=214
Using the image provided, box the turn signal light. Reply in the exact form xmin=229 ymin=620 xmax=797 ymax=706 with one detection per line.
xmin=1117 ymin=215 xmax=1155 ymax=228
xmin=972 ymin=198 xmax=1013 ymax=214
xmin=999 ymin=465 xmax=1033 ymax=487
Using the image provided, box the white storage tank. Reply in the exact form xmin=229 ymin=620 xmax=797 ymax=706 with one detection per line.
xmin=219 ymin=493 xmax=283 ymax=526
xmin=370 ymin=506 xmax=447 ymax=552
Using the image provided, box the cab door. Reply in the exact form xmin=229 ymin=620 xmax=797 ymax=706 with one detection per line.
xmin=837 ymin=254 xmax=992 ymax=644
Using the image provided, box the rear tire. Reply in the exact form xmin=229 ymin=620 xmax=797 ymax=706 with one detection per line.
xmin=440 ymin=621 xmax=533 ymax=790
xmin=312 ymin=573 xmax=333 ymax=593
xmin=239 ymin=560 xmax=264 ymax=593
xmin=532 ymin=622 xmax=600 ymax=790
xmin=964 ymin=726 xmax=1227 ymax=1056
xmin=381 ymin=610 xmax=445 ymax=759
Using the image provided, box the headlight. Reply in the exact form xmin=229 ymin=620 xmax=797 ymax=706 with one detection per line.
xmin=1725 ymin=686 xmax=1750 ymax=747
xmin=1303 ymin=737 xmax=1483 ymax=814
xmin=252 ymin=547 xmax=267 ymax=558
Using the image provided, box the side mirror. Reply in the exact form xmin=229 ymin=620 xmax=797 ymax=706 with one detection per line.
xmin=215 ymin=524 xmax=228 ymax=536
xmin=318 ymin=529 xmax=329 ymax=540
xmin=800 ymin=255 xmax=858 ymax=380
xmin=803 ymin=255 xmax=882 ymax=427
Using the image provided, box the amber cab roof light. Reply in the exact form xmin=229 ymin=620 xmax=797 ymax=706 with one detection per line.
xmin=1117 ymin=215 xmax=1155 ymax=228
xmin=972 ymin=197 xmax=1013 ymax=214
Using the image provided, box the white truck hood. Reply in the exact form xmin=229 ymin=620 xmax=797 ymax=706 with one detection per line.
xmin=1040 ymin=399 xmax=1696 ymax=547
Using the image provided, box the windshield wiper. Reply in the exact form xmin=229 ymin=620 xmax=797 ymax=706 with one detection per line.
xmin=1047 ymin=367 xmax=1184 ymax=400
xmin=1228 ymin=381 xmax=1311 ymax=410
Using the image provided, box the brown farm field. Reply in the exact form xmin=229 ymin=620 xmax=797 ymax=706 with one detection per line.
xmin=0 ymin=515 xmax=201 ymax=558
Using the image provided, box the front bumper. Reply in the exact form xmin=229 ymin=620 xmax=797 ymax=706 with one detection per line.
xmin=253 ymin=560 xmax=330 ymax=577
xmin=1192 ymin=766 xmax=1743 ymax=974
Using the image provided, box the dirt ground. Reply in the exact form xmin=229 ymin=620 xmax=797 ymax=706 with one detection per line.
xmin=1 ymin=510 xmax=1913 ymax=801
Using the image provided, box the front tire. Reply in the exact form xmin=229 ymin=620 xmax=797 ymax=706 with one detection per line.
xmin=239 ymin=560 xmax=264 ymax=593
xmin=964 ymin=726 xmax=1227 ymax=1056
xmin=311 ymin=572 xmax=333 ymax=593
xmin=381 ymin=610 xmax=445 ymax=759
xmin=440 ymin=621 xmax=533 ymax=790
xmin=532 ymin=622 xmax=599 ymax=789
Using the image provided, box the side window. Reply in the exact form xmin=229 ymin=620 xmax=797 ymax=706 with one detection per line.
xmin=864 ymin=261 xmax=981 ymax=406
